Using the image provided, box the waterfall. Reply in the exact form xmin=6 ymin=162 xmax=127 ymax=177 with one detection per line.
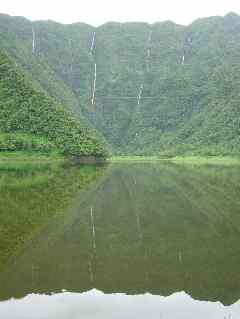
xmin=68 ymin=39 xmax=73 ymax=75
xmin=32 ymin=27 xmax=36 ymax=54
xmin=147 ymin=30 xmax=152 ymax=58
xmin=91 ymin=63 xmax=97 ymax=105
xmin=89 ymin=31 xmax=96 ymax=55
xmin=137 ymin=84 xmax=144 ymax=105
xmin=181 ymin=54 xmax=185 ymax=65
xmin=146 ymin=30 xmax=152 ymax=72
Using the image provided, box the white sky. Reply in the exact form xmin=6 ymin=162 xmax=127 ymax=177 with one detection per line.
xmin=1 ymin=0 xmax=240 ymax=26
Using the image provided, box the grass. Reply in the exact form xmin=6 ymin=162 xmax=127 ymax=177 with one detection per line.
xmin=109 ymin=156 xmax=161 ymax=163
xmin=0 ymin=150 xmax=65 ymax=171
xmin=169 ymin=156 xmax=240 ymax=166
xmin=109 ymin=155 xmax=240 ymax=165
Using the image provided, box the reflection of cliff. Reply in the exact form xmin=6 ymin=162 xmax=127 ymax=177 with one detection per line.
xmin=1 ymin=164 xmax=240 ymax=305
xmin=0 ymin=164 xmax=106 ymax=273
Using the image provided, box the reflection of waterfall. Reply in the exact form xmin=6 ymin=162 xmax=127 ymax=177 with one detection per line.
xmin=91 ymin=64 xmax=97 ymax=105
xmin=89 ymin=207 xmax=97 ymax=285
xmin=178 ymin=251 xmax=183 ymax=264
xmin=88 ymin=258 xmax=94 ymax=283
xmin=32 ymin=27 xmax=36 ymax=54
xmin=137 ymin=84 xmax=144 ymax=106
xmin=135 ymin=209 xmax=143 ymax=241
xmin=90 ymin=207 xmax=96 ymax=250
xmin=89 ymin=31 xmax=96 ymax=55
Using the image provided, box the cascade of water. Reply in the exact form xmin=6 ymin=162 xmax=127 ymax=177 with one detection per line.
xmin=146 ymin=30 xmax=152 ymax=72
xmin=137 ymin=84 xmax=144 ymax=105
xmin=89 ymin=31 xmax=96 ymax=55
xmin=181 ymin=54 xmax=185 ymax=65
xmin=68 ymin=39 xmax=73 ymax=76
xmin=147 ymin=30 xmax=152 ymax=58
xmin=32 ymin=27 xmax=36 ymax=54
xmin=91 ymin=64 xmax=97 ymax=105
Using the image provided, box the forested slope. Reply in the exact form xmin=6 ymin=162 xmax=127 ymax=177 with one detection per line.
xmin=0 ymin=13 xmax=240 ymax=155
xmin=0 ymin=50 xmax=107 ymax=157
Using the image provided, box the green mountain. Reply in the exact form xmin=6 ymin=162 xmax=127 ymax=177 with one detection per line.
xmin=0 ymin=50 xmax=107 ymax=157
xmin=0 ymin=12 xmax=240 ymax=155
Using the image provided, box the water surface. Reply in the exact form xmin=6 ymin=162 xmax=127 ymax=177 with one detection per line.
xmin=0 ymin=163 xmax=240 ymax=317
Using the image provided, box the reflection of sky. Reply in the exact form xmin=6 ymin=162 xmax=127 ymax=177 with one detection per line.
xmin=0 ymin=289 xmax=239 ymax=319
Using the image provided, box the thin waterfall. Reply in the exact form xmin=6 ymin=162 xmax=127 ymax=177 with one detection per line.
xmin=32 ymin=27 xmax=36 ymax=54
xmin=146 ymin=30 xmax=152 ymax=72
xmin=147 ymin=30 xmax=152 ymax=58
xmin=90 ymin=207 xmax=96 ymax=250
xmin=89 ymin=31 xmax=96 ymax=55
xmin=181 ymin=54 xmax=185 ymax=65
xmin=135 ymin=30 xmax=152 ymax=111
xmin=91 ymin=63 xmax=97 ymax=105
xmin=69 ymin=39 xmax=73 ymax=74
xmin=137 ymin=83 xmax=144 ymax=105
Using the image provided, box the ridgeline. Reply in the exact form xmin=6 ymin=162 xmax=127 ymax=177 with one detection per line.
xmin=0 ymin=13 xmax=240 ymax=156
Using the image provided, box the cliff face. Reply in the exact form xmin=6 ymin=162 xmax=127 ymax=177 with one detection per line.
xmin=1 ymin=13 xmax=240 ymax=155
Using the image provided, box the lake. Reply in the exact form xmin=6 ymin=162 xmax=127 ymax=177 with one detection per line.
xmin=0 ymin=162 xmax=240 ymax=318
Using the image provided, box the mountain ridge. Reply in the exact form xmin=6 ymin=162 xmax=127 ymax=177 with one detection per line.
xmin=0 ymin=12 xmax=240 ymax=155
xmin=1 ymin=11 xmax=239 ymax=28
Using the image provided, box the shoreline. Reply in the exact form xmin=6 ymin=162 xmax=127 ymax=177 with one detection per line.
xmin=1 ymin=153 xmax=240 ymax=166
xmin=0 ymin=152 xmax=107 ymax=168
xmin=109 ymin=155 xmax=240 ymax=165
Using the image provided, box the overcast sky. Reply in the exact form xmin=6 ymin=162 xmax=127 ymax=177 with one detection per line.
xmin=1 ymin=0 xmax=240 ymax=26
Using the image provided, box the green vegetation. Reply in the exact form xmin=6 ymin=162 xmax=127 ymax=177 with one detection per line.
xmin=0 ymin=50 xmax=107 ymax=158
xmin=109 ymin=156 xmax=160 ymax=162
xmin=0 ymin=13 xmax=240 ymax=156
xmin=110 ymin=155 xmax=240 ymax=165
xmin=0 ymin=133 xmax=56 ymax=153
xmin=167 ymin=156 xmax=240 ymax=166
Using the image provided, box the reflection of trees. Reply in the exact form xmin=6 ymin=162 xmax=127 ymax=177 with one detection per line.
xmin=1 ymin=164 xmax=240 ymax=305
xmin=0 ymin=164 xmax=106 ymax=271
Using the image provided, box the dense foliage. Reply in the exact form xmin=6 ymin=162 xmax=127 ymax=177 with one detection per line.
xmin=0 ymin=13 xmax=240 ymax=155
xmin=0 ymin=51 xmax=107 ymax=157
xmin=0 ymin=133 xmax=55 ymax=153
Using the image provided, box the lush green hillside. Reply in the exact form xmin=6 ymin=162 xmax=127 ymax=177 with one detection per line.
xmin=0 ymin=13 xmax=240 ymax=155
xmin=0 ymin=50 xmax=107 ymax=157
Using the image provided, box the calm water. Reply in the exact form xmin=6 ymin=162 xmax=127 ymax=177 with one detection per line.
xmin=0 ymin=163 xmax=240 ymax=318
